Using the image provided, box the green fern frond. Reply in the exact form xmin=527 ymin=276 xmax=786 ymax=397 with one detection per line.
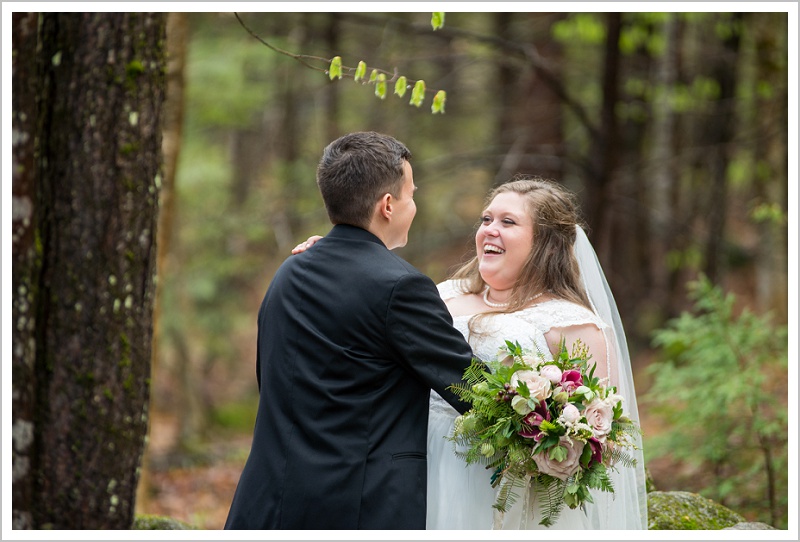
xmin=464 ymin=358 xmax=489 ymax=383
xmin=609 ymin=448 xmax=638 ymax=469
xmin=531 ymin=475 xmax=567 ymax=526
xmin=582 ymin=464 xmax=615 ymax=493
xmin=493 ymin=474 xmax=529 ymax=513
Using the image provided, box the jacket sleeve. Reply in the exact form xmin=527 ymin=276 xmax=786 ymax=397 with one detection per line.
xmin=385 ymin=272 xmax=475 ymax=414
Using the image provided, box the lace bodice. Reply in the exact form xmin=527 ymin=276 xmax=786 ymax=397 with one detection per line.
xmin=430 ymin=279 xmax=607 ymax=416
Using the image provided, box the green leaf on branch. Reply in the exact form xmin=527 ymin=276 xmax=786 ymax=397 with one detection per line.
xmin=375 ymin=73 xmax=387 ymax=99
xmin=329 ymin=56 xmax=342 ymax=80
xmin=394 ymin=76 xmax=408 ymax=97
xmin=369 ymin=69 xmax=378 ymax=83
xmin=354 ymin=61 xmax=367 ymax=82
xmin=432 ymin=12 xmax=445 ymax=30
xmin=410 ymin=79 xmax=426 ymax=107
xmin=431 ymin=90 xmax=446 ymax=113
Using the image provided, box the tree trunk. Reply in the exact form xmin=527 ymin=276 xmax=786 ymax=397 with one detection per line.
xmin=610 ymin=15 xmax=656 ymax=343
xmin=137 ymin=11 xmax=188 ymax=510
xmin=751 ymin=12 xmax=788 ymax=322
xmin=11 ymin=11 xmax=41 ymax=530
xmin=12 ymin=12 xmax=166 ymax=529
xmin=584 ymin=13 xmax=621 ymax=258
xmin=648 ymin=13 xmax=680 ymax=311
xmin=495 ymin=13 xmax=566 ymax=186
xmin=704 ymin=13 xmax=742 ymax=282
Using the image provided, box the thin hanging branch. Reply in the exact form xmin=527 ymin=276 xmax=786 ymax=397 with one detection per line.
xmin=234 ymin=12 xmax=328 ymax=73
xmin=233 ymin=12 xmax=447 ymax=113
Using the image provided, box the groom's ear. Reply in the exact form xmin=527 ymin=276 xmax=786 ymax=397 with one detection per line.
xmin=376 ymin=192 xmax=393 ymax=221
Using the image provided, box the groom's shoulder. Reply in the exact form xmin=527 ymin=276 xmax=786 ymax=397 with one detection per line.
xmin=381 ymin=250 xmax=428 ymax=278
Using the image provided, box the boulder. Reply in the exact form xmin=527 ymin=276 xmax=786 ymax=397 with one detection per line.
xmin=724 ymin=522 xmax=777 ymax=530
xmin=647 ymin=490 xmax=746 ymax=530
xmin=133 ymin=514 xmax=194 ymax=530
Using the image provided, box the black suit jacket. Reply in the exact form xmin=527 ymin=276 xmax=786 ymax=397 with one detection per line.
xmin=224 ymin=224 xmax=474 ymax=530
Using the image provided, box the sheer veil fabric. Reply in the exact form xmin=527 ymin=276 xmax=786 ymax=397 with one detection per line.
xmin=572 ymin=225 xmax=648 ymax=529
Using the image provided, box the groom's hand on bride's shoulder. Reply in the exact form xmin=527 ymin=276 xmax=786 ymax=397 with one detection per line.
xmin=291 ymin=235 xmax=324 ymax=254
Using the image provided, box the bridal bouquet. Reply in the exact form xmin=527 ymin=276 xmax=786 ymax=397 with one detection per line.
xmin=448 ymin=339 xmax=641 ymax=527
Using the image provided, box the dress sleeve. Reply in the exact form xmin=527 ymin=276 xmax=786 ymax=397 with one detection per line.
xmin=436 ymin=279 xmax=464 ymax=302
xmin=532 ymin=301 xmax=614 ymax=385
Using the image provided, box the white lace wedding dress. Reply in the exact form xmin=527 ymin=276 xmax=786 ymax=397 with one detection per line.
xmin=427 ymin=279 xmax=647 ymax=530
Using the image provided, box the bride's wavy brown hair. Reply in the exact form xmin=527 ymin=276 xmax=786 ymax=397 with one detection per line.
xmin=450 ymin=175 xmax=592 ymax=332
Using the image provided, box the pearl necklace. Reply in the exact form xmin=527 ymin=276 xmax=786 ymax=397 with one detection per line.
xmin=482 ymin=288 xmax=544 ymax=309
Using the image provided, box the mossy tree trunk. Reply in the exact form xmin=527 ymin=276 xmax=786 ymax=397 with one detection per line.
xmin=11 ymin=11 xmax=41 ymax=531
xmin=11 ymin=12 xmax=166 ymax=529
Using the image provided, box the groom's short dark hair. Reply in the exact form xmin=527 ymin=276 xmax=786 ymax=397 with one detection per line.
xmin=316 ymin=131 xmax=412 ymax=228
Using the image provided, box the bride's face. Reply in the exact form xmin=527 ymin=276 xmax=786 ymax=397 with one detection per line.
xmin=476 ymin=192 xmax=534 ymax=292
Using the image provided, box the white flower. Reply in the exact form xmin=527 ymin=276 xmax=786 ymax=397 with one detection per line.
xmin=560 ymin=403 xmax=581 ymax=424
xmin=606 ymin=393 xmax=624 ymax=408
xmin=521 ymin=354 xmax=543 ymax=369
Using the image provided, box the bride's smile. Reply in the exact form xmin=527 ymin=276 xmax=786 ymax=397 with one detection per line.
xmin=476 ymin=191 xmax=534 ymax=293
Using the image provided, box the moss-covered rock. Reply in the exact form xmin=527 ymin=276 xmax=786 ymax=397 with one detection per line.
xmin=644 ymin=467 xmax=657 ymax=493
xmin=724 ymin=522 xmax=777 ymax=530
xmin=133 ymin=514 xmax=195 ymax=530
xmin=647 ymin=491 xmax=746 ymax=530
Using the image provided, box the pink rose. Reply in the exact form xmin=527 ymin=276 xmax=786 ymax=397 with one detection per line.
xmin=533 ymin=436 xmax=585 ymax=480
xmin=560 ymin=370 xmax=583 ymax=393
xmin=540 ymin=364 xmax=563 ymax=384
xmin=511 ymin=370 xmax=552 ymax=403
xmin=584 ymin=398 xmax=614 ymax=442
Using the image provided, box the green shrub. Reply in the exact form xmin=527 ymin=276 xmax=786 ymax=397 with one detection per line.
xmin=644 ymin=275 xmax=788 ymax=528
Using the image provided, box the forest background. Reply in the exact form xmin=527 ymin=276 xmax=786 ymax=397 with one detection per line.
xmin=7 ymin=7 xmax=795 ymax=533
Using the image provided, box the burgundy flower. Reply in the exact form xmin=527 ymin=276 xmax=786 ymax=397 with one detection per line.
xmin=519 ymin=402 xmax=550 ymax=440
xmin=588 ymin=437 xmax=603 ymax=466
xmin=560 ymin=369 xmax=583 ymax=393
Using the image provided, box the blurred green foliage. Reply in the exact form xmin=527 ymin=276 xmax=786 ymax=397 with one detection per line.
xmin=644 ymin=276 xmax=788 ymax=528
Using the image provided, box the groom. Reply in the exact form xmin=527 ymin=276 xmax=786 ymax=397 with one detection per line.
xmin=224 ymin=132 xmax=475 ymax=530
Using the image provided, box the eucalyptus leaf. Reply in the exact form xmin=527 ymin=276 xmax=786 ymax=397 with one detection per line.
xmin=549 ymin=445 xmax=568 ymax=462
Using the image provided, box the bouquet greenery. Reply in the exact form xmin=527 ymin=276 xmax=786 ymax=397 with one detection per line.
xmin=448 ymin=339 xmax=641 ymax=526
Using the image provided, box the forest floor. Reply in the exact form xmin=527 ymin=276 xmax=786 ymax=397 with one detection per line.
xmin=135 ymin=412 xmax=249 ymax=530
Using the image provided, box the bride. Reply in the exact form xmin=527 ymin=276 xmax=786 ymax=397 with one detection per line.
xmin=427 ymin=176 xmax=647 ymax=530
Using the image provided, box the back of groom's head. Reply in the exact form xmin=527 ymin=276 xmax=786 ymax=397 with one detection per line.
xmin=316 ymin=131 xmax=412 ymax=228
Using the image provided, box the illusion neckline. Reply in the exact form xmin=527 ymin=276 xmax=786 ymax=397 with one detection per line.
xmin=450 ymin=297 xmax=560 ymax=320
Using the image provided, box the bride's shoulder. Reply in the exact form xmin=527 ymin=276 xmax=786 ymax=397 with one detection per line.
xmin=436 ymin=278 xmax=469 ymax=301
